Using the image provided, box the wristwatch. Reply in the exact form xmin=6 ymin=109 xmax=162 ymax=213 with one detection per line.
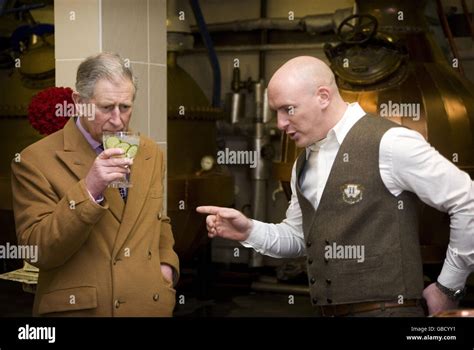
xmin=435 ymin=281 xmax=466 ymax=301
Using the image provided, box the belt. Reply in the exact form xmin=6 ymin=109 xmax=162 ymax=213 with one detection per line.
xmin=318 ymin=299 xmax=422 ymax=317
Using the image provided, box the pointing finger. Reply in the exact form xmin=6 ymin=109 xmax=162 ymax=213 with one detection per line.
xmin=196 ymin=206 xmax=225 ymax=215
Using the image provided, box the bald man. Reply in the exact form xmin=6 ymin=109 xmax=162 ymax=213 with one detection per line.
xmin=197 ymin=56 xmax=474 ymax=317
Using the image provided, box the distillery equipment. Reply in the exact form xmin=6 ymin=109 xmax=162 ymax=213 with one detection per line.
xmin=167 ymin=0 xmax=234 ymax=262
xmin=0 ymin=2 xmax=53 ymax=275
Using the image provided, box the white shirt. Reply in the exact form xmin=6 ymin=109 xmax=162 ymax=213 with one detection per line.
xmin=242 ymin=103 xmax=474 ymax=290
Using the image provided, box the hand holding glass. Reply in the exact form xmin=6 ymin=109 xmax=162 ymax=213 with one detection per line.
xmin=102 ymin=131 xmax=140 ymax=188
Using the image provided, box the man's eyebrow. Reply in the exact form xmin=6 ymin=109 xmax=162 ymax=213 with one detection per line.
xmin=96 ymin=100 xmax=132 ymax=105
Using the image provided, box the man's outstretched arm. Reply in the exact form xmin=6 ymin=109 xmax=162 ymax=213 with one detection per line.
xmin=197 ymin=163 xmax=306 ymax=258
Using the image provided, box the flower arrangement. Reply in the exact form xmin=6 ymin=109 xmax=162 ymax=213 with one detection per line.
xmin=27 ymin=87 xmax=74 ymax=135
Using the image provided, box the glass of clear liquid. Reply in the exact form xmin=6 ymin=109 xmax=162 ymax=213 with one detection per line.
xmin=102 ymin=131 xmax=140 ymax=188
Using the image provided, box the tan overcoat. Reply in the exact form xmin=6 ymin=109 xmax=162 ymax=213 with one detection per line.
xmin=11 ymin=118 xmax=179 ymax=316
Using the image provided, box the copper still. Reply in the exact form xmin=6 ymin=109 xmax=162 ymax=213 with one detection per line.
xmin=273 ymin=0 xmax=474 ymax=264
xmin=167 ymin=52 xmax=234 ymax=261
xmin=0 ymin=13 xmax=54 ymax=273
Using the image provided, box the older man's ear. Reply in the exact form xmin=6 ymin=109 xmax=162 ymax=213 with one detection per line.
xmin=72 ymin=91 xmax=84 ymax=105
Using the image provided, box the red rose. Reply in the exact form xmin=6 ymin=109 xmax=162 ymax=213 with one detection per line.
xmin=27 ymin=87 xmax=74 ymax=135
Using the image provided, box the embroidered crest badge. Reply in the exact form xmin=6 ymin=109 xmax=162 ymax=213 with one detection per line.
xmin=341 ymin=184 xmax=364 ymax=205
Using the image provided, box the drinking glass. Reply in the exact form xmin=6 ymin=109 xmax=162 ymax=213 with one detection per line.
xmin=102 ymin=131 xmax=140 ymax=188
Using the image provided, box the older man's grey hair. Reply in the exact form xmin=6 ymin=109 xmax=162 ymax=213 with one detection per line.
xmin=75 ymin=52 xmax=137 ymax=100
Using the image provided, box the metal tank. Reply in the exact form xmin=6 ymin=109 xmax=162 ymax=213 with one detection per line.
xmin=167 ymin=51 xmax=234 ymax=261
xmin=0 ymin=1 xmax=54 ymax=274
xmin=161 ymin=0 xmax=234 ymax=262
xmin=273 ymin=0 xmax=474 ymax=265
xmin=0 ymin=29 xmax=53 ymax=211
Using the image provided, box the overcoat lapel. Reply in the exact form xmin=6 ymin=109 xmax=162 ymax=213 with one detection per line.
xmin=112 ymin=137 xmax=155 ymax=257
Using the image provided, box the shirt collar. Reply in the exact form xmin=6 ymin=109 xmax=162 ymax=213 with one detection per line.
xmin=331 ymin=102 xmax=366 ymax=145
xmin=75 ymin=117 xmax=102 ymax=151
xmin=306 ymin=102 xmax=366 ymax=158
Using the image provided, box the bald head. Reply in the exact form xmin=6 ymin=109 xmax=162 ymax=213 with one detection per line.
xmin=268 ymin=56 xmax=348 ymax=147
xmin=268 ymin=56 xmax=337 ymax=96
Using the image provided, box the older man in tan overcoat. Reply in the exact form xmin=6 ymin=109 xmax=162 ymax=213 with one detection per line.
xmin=11 ymin=52 xmax=179 ymax=316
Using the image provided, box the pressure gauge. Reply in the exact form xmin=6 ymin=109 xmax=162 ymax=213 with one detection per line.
xmin=200 ymin=155 xmax=214 ymax=171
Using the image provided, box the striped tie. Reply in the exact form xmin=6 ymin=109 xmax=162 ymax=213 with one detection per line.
xmin=119 ymin=185 xmax=128 ymax=201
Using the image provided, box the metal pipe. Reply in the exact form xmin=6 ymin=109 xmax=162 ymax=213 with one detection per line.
xmin=249 ymin=122 xmax=266 ymax=268
xmin=249 ymin=81 xmax=270 ymax=268
xmin=181 ymin=42 xmax=333 ymax=53
xmin=254 ymin=80 xmax=264 ymax=123
xmin=225 ymin=92 xmax=245 ymax=124
xmin=259 ymin=0 xmax=267 ymax=80
xmin=460 ymin=0 xmax=474 ymax=40
xmin=190 ymin=8 xmax=353 ymax=34
xmin=192 ymin=18 xmax=303 ymax=32
xmin=262 ymin=87 xmax=272 ymax=124
xmin=189 ymin=0 xmax=222 ymax=107
xmin=436 ymin=0 xmax=465 ymax=75
xmin=248 ymin=178 xmax=265 ymax=268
